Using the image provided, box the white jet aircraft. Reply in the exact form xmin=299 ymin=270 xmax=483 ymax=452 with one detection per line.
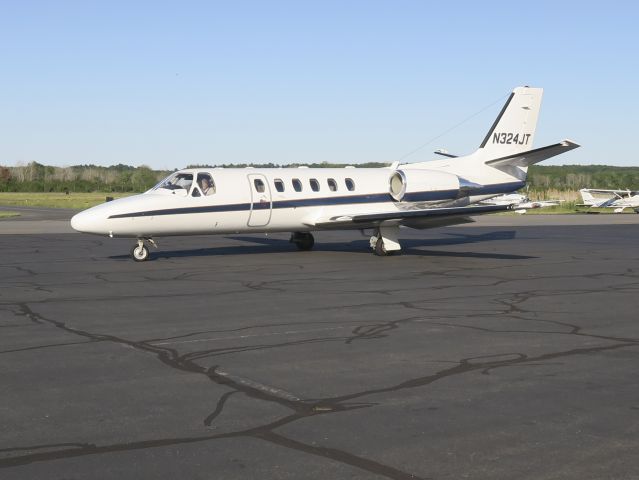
xmin=578 ymin=188 xmax=639 ymax=213
xmin=71 ymin=86 xmax=579 ymax=261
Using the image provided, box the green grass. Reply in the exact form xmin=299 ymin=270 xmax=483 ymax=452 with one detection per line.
xmin=0 ymin=192 xmax=134 ymax=209
xmin=0 ymin=210 xmax=20 ymax=219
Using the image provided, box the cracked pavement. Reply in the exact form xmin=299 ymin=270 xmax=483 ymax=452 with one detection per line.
xmin=1 ymin=215 xmax=639 ymax=479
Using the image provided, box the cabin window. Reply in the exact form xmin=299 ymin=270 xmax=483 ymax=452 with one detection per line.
xmin=254 ymin=178 xmax=266 ymax=193
xmin=327 ymin=178 xmax=337 ymax=191
xmin=345 ymin=178 xmax=355 ymax=191
xmin=309 ymin=178 xmax=320 ymax=192
xmin=274 ymin=178 xmax=285 ymax=192
xmin=292 ymin=178 xmax=302 ymax=192
xmin=192 ymin=172 xmax=215 ymax=197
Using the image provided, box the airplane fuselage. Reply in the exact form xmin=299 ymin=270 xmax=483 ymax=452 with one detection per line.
xmin=71 ymin=166 xmax=523 ymax=238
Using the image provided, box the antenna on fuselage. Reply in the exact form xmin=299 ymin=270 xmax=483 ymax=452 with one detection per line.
xmin=395 ymin=91 xmax=510 ymax=163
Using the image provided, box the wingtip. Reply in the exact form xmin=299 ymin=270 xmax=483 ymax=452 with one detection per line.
xmin=561 ymin=139 xmax=580 ymax=148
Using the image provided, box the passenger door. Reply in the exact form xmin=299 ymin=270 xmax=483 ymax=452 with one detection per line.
xmin=247 ymin=174 xmax=272 ymax=227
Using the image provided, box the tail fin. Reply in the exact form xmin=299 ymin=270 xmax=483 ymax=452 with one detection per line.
xmin=580 ymin=189 xmax=596 ymax=205
xmin=478 ymin=86 xmax=543 ymax=158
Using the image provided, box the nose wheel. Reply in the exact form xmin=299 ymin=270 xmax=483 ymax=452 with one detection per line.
xmin=130 ymin=238 xmax=156 ymax=262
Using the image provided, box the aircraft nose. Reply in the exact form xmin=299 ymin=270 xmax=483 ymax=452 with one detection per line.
xmin=70 ymin=210 xmax=90 ymax=232
xmin=71 ymin=209 xmax=106 ymax=234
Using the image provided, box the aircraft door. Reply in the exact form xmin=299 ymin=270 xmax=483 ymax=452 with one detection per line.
xmin=247 ymin=174 xmax=272 ymax=227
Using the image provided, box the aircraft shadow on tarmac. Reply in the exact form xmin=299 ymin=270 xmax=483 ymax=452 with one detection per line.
xmin=108 ymin=230 xmax=536 ymax=261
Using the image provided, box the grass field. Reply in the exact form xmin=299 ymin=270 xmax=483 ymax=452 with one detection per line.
xmin=0 ymin=211 xmax=21 ymax=219
xmin=0 ymin=192 xmax=133 ymax=209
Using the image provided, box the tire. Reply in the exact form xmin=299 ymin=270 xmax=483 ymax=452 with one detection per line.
xmin=296 ymin=233 xmax=315 ymax=251
xmin=131 ymin=244 xmax=150 ymax=262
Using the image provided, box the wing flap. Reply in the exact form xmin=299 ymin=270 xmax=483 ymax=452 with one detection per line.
xmin=312 ymin=204 xmax=512 ymax=228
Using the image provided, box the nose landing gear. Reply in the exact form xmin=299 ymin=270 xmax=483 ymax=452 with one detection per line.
xmin=131 ymin=238 xmax=157 ymax=262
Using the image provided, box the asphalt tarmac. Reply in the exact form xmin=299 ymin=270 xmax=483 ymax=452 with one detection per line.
xmin=1 ymin=210 xmax=639 ymax=479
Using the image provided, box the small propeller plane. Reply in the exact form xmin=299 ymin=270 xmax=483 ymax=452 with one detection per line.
xmin=578 ymin=188 xmax=639 ymax=213
xmin=481 ymin=192 xmax=562 ymax=213
xmin=71 ymin=86 xmax=579 ymax=261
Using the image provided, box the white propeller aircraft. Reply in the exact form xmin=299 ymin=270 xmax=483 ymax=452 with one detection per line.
xmin=71 ymin=86 xmax=579 ymax=261
xmin=578 ymin=188 xmax=639 ymax=213
xmin=481 ymin=192 xmax=562 ymax=213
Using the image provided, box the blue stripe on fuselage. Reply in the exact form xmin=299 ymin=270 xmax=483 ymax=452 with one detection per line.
xmin=107 ymin=181 xmax=525 ymax=219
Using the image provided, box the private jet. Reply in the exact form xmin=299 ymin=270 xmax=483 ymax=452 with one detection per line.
xmin=71 ymin=86 xmax=579 ymax=261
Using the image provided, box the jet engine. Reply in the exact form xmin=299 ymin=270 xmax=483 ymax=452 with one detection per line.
xmin=389 ymin=169 xmax=467 ymax=202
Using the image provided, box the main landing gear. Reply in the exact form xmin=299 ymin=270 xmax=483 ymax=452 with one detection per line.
xmin=289 ymin=228 xmax=402 ymax=256
xmin=130 ymin=238 xmax=157 ymax=262
xmin=290 ymin=232 xmax=315 ymax=251
xmin=369 ymin=226 xmax=402 ymax=256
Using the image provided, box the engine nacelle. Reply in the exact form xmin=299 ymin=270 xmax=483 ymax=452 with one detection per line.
xmin=389 ymin=169 xmax=462 ymax=202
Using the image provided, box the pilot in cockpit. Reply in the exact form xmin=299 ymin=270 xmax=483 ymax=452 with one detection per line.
xmin=198 ymin=174 xmax=215 ymax=196
xmin=200 ymin=178 xmax=211 ymax=195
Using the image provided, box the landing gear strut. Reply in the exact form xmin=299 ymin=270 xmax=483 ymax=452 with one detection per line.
xmin=290 ymin=232 xmax=315 ymax=251
xmin=370 ymin=226 xmax=401 ymax=256
xmin=130 ymin=238 xmax=157 ymax=262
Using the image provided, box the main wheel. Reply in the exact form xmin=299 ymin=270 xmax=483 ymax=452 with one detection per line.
xmin=131 ymin=244 xmax=150 ymax=262
xmin=296 ymin=233 xmax=315 ymax=251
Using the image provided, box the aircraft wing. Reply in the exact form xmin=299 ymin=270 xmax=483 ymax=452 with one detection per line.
xmin=581 ymin=188 xmax=636 ymax=195
xmin=310 ymin=204 xmax=513 ymax=229
xmin=485 ymin=139 xmax=580 ymax=168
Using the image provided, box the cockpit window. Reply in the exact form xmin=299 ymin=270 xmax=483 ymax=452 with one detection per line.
xmin=192 ymin=173 xmax=215 ymax=197
xmin=155 ymin=172 xmax=193 ymax=192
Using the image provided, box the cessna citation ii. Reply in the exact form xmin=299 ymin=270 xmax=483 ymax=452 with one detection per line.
xmin=71 ymin=86 xmax=579 ymax=261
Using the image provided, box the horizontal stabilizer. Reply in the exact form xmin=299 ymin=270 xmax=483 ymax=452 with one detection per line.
xmin=485 ymin=140 xmax=580 ymax=168
xmin=434 ymin=149 xmax=459 ymax=158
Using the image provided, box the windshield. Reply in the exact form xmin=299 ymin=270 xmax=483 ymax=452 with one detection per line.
xmin=154 ymin=172 xmax=193 ymax=191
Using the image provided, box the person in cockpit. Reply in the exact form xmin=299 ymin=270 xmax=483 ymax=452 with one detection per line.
xmin=200 ymin=177 xmax=214 ymax=196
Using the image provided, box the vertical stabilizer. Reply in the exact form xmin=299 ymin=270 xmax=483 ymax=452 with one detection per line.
xmin=478 ymin=86 xmax=543 ymax=158
xmin=579 ymin=189 xmax=596 ymax=206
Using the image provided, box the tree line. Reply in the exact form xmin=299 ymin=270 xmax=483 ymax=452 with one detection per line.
xmin=1 ymin=161 xmax=638 ymax=193
xmin=526 ymin=165 xmax=639 ymax=192
xmin=0 ymin=162 xmax=171 ymax=193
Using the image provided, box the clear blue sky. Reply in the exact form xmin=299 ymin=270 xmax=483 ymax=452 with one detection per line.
xmin=1 ymin=1 xmax=637 ymax=169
